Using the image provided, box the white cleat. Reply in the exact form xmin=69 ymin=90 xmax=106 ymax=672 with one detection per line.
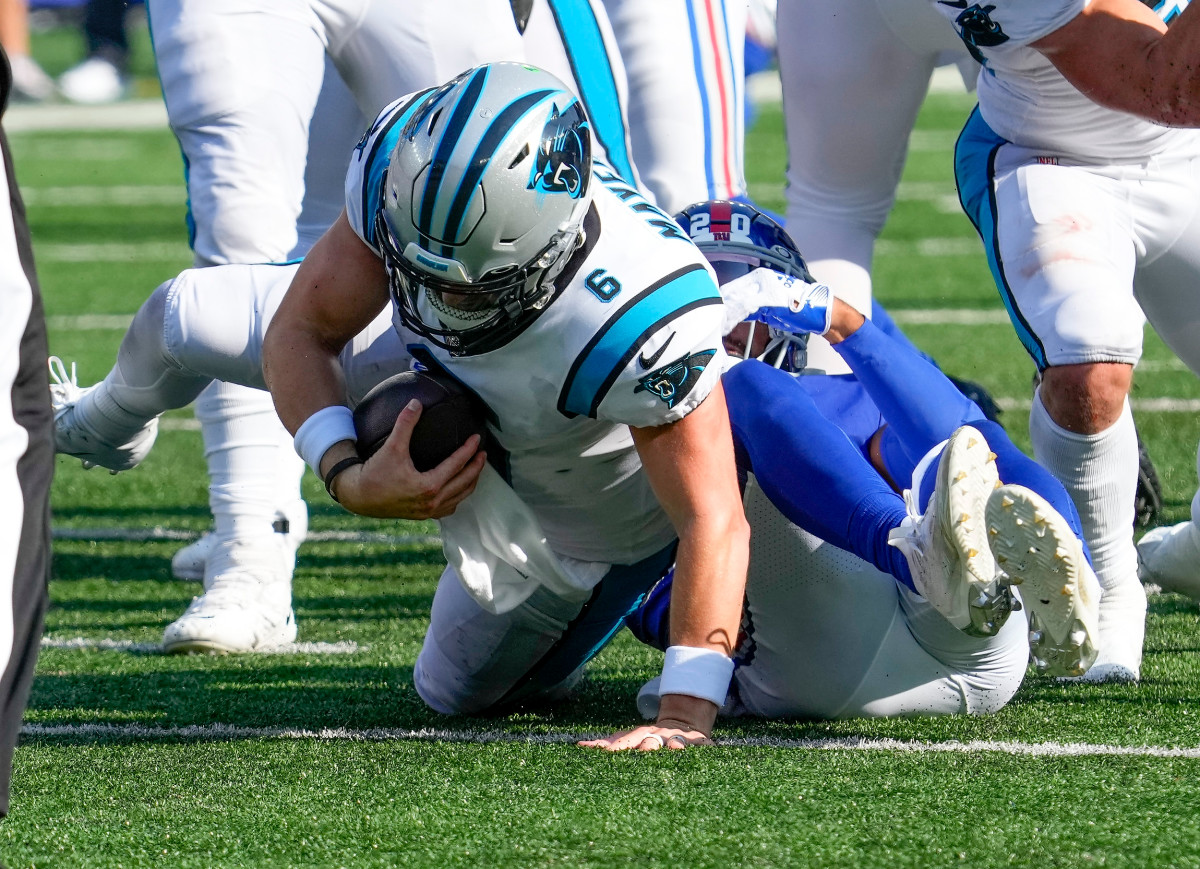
xmin=985 ymin=484 xmax=1101 ymax=678
xmin=58 ymin=55 xmax=127 ymax=105
xmin=1069 ymin=579 xmax=1145 ymax=684
xmin=888 ymin=425 xmax=1015 ymax=636
xmin=172 ymin=500 xmax=309 ymax=581
xmin=48 ymin=357 xmax=157 ymax=472
xmin=1138 ymin=519 xmax=1200 ymax=603
xmin=162 ymin=537 xmax=297 ymax=653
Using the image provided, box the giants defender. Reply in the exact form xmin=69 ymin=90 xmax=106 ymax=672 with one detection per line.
xmin=626 ymin=201 xmax=1101 ymax=721
xmin=940 ymin=0 xmax=1200 ymax=681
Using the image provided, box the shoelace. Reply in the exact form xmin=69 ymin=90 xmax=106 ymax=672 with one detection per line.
xmin=47 ymin=356 xmax=83 ymax=413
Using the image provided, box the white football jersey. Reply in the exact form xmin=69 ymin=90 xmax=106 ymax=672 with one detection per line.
xmin=932 ymin=0 xmax=1200 ymax=160
xmin=345 ymin=95 xmax=728 ymax=564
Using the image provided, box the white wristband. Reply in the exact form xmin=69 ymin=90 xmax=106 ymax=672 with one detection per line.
xmin=659 ymin=645 xmax=735 ymax=708
xmin=294 ymin=405 xmax=357 ymax=474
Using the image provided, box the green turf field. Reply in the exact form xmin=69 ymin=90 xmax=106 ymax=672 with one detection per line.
xmin=5 ymin=63 xmax=1200 ymax=868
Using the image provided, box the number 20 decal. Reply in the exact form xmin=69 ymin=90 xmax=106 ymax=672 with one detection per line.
xmin=585 ymin=269 xmax=622 ymax=302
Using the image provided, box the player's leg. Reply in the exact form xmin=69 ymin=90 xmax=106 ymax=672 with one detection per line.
xmin=778 ymin=0 xmax=955 ymax=374
xmin=725 ymin=361 xmax=1016 ymax=639
xmin=730 ymin=479 xmax=1029 ymax=719
xmin=51 ymin=263 xmax=304 ymax=468
xmin=1139 ymin=451 xmax=1200 ymax=600
xmin=599 ymin=0 xmax=747 ymax=212
xmin=147 ymin=0 xmax=330 ymax=648
xmin=414 ymin=543 xmax=676 ymax=715
xmin=0 ymin=117 xmax=52 ymax=817
xmin=1128 ymin=150 xmax=1200 ymax=599
xmin=956 ymin=114 xmax=1146 ymax=682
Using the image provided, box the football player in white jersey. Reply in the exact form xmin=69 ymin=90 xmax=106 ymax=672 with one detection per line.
xmin=939 ymin=0 xmax=1200 ymax=682
xmin=627 ymin=200 xmax=1101 ymax=721
xmin=143 ymin=0 xmax=634 ymax=654
xmin=51 ymin=64 xmax=745 ymax=746
xmin=261 ymin=63 xmax=751 ymax=747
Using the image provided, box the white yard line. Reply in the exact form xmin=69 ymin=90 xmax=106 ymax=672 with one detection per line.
xmin=22 ymin=185 xmax=184 ymax=206
xmin=18 ymin=721 xmax=1200 ymax=757
xmin=4 ymin=99 xmax=168 ymax=133
xmin=51 ymin=526 xmax=441 ymax=545
xmin=40 ymin=637 xmax=362 ymax=655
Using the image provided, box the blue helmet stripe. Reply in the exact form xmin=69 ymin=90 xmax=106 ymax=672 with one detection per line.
xmin=360 ymin=91 xmax=436 ymax=249
xmin=439 ymin=89 xmax=557 ymax=259
xmin=545 ymin=0 xmax=636 ymax=185
xmin=559 ymin=265 xmax=721 ymax=418
xmin=684 ymin=2 xmax=716 ymax=198
xmin=418 ymin=66 xmax=490 ymax=246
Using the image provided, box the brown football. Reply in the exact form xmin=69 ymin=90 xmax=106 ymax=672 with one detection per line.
xmin=352 ymin=370 xmax=486 ymax=471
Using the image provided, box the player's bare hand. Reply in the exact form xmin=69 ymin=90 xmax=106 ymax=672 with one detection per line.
xmin=578 ymin=721 xmax=713 ymax=752
xmin=333 ymin=400 xmax=485 ymax=518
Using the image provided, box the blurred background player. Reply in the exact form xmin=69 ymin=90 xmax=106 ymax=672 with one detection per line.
xmin=0 ymin=0 xmax=53 ymax=102
xmin=940 ymin=0 xmax=1200 ymax=681
xmin=600 ymin=0 xmax=749 ymax=214
xmin=142 ymin=0 xmax=632 ymax=653
xmin=57 ymin=0 xmax=131 ymax=104
xmin=0 ymin=43 xmax=53 ymax=815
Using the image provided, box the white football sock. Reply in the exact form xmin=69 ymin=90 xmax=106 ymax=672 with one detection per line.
xmin=196 ymin=380 xmax=305 ymax=546
xmin=1030 ymin=388 xmax=1145 ymax=671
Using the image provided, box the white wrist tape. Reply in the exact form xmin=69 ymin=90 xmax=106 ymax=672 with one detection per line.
xmin=294 ymin=405 xmax=357 ymax=474
xmin=659 ymin=645 xmax=735 ymax=707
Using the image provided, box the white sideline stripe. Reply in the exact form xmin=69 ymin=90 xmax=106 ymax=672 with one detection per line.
xmin=51 ymin=526 xmax=442 ymax=546
xmin=3 ymin=99 xmax=168 ymax=132
xmin=22 ymin=185 xmax=184 ymax=206
xmin=40 ymin=637 xmax=361 ymax=655
xmin=17 ymin=722 xmax=1200 ymax=758
xmin=876 ymin=237 xmax=981 ymax=257
xmin=37 ymin=241 xmax=189 ymax=262
xmin=889 ymin=309 xmax=1009 ymax=326
xmin=47 ymin=313 xmax=134 ymax=330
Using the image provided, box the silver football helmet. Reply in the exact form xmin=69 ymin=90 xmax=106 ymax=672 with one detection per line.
xmin=377 ymin=62 xmax=594 ymax=354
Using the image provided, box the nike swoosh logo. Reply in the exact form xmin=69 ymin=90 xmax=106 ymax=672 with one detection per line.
xmin=638 ymin=332 xmax=675 ymax=370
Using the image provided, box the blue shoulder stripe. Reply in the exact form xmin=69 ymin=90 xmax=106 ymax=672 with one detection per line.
xmin=558 ymin=264 xmax=721 ymax=418
xmin=418 ymin=66 xmax=490 ymax=246
xmin=545 ymin=0 xmax=636 ymax=186
xmin=359 ymin=90 xmax=436 ymax=249
xmin=440 ymin=89 xmax=556 ymax=258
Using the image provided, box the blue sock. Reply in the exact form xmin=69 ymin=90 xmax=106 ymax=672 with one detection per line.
xmin=724 ymin=361 xmax=916 ymax=589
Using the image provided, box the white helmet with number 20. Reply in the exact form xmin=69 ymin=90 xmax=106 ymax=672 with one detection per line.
xmin=377 ymin=62 xmax=594 ymax=355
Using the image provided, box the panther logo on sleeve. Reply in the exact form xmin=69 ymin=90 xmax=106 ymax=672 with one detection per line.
xmin=634 ymin=350 xmax=717 ymax=409
xmin=938 ymin=0 xmax=1009 ymax=64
